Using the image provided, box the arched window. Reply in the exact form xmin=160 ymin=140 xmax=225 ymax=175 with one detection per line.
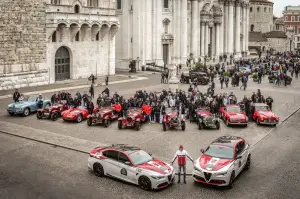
xmin=74 ymin=5 xmax=80 ymax=13
xmin=163 ymin=19 xmax=170 ymax=34
xmin=96 ymin=32 xmax=99 ymax=41
xmin=52 ymin=31 xmax=57 ymax=42
xmin=257 ymin=7 xmax=260 ymax=12
xmin=251 ymin=24 xmax=254 ymax=32
xmin=250 ymin=7 xmax=252 ymax=12
xmin=75 ymin=32 xmax=80 ymax=41
xmin=117 ymin=0 xmax=122 ymax=9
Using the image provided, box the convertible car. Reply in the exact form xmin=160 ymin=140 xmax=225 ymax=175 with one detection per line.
xmin=220 ymin=104 xmax=248 ymax=127
xmin=88 ymin=144 xmax=175 ymax=190
xmin=7 ymin=96 xmax=51 ymax=116
xmin=251 ymin=103 xmax=279 ymax=126
xmin=196 ymin=108 xmax=220 ymax=130
xmin=192 ymin=136 xmax=251 ymax=188
xmin=62 ymin=106 xmax=90 ymax=123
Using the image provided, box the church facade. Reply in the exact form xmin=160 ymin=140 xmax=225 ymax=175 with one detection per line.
xmin=0 ymin=0 xmax=119 ymax=90
xmin=115 ymin=0 xmax=250 ymax=69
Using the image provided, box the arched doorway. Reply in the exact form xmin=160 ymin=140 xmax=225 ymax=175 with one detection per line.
xmin=55 ymin=47 xmax=70 ymax=81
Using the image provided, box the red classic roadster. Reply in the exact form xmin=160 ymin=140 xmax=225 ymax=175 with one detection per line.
xmin=251 ymin=103 xmax=279 ymax=126
xmin=220 ymin=104 xmax=248 ymax=127
xmin=62 ymin=106 xmax=90 ymax=123
xmin=87 ymin=106 xmax=118 ymax=127
xmin=118 ymin=108 xmax=146 ymax=130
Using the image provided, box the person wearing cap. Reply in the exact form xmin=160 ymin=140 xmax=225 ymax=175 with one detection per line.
xmin=171 ymin=145 xmax=194 ymax=184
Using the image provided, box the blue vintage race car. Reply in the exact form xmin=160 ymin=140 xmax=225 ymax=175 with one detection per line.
xmin=7 ymin=96 xmax=51 ymax=116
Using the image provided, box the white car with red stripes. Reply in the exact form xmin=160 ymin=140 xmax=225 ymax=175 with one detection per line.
xmin=88 ymin=144 xmax=175 ymax=190
xmin=192 ymin=136 xmax=251 ymax=188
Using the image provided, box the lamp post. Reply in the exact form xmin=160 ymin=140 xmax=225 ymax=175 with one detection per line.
xmin=137 ymin=57 xmax=140 ymax=71
xmin=204 ymin=55 xmax=207 ymax=68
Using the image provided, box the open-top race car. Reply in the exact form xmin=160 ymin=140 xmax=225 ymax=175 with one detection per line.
xmin=196 ymin=108 xmax=220 ymax=130
xmin=62 ymin=106 xmax=90 ymax=123
xmin=192 ymin=136 xmax=251 ymax=188
xmin=162 ymin=108 xmax=185 ymax=131
xmin=88 ymin=144 xmax=175 ymax=190
xmin=118 ymin=108 xmax=146 ymax=130
xmin=36 ymin=100 xmax=69 ymax=121
xmin=7 ymin=96 xmax=51 ymax=117
xmin=251 ymin=103 xmax=279 ymax=126
xmin=220 ymin=104 xmax=248 ymax=127
xmin=180 ymin=71 xmax=209 ymax=85
xmin=87 ymin=105 xmax=118 ymax=127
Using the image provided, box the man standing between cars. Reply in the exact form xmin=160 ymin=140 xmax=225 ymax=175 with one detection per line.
xmin=172 ymin=144 xmax=194 ymax=184
xmin=266 ymin=95 xmax=273 ymax=110
xmin=13 ymin=89 xmax=20 ymax=102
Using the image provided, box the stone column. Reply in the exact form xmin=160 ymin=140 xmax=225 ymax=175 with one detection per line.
xmin=191 ymin=0 xmax=198 ymax=57
xmin=144 ymin=0 xmax=152 ymax=62
xmin=200 ymin=21 xmax=205 ymax=57
xmin=156 ymin=0 xmax=163 ymax=64
xmin=204 ymin=22 xmax=209 ymax=56
xmin=235 ymin=1 xmax=241 ymax=57
xmin=224 ymin=1 xmax=228 ymax=54
xmin=228 ymin=0 xmax=234 ymax=55
xmin=132 ymin=0 xmax=141 ymax=67
xmin=242 ymin=3 xmax=246 ymax=53
xmin=172 ymin=0 xmax=181 ymax=63
xmin=219 ymin=3 xmax=224 ymax=56
xmin=122 ymin=0 xmax=130 ymax=61
xmin=245 ymin=3 xmax=249 ymax=55
xmin=181 ymin=0 xmax=188 ymax=64
xmin=215 ymin=23 xmax=220 ymax=58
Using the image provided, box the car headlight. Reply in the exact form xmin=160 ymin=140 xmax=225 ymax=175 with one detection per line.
xmin=151 ymin=175 xmax=165 ymax=180
xmin=193 ymin=165 xmax=202 ymax=173
xmin=215 ymin=171 xmax=228 ymax=176
xmin=16 ymin=108 xmax=22 ymax=111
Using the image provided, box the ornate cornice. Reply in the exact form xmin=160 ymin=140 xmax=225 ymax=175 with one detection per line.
xmin=228 ymin=0 xmax=235 ymax=6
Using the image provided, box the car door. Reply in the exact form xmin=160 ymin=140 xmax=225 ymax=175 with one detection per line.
xmin=103 ymin=150 xmax=120 ymax=178
xmin=235 ymin=142 xmax=247 ymax=174
xmin=116 ymin=152 xmax=137 ymax=184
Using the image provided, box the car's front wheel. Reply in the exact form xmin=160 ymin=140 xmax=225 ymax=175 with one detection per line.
xmin=135 ymin=121 xmax=141 ymax=131
xmin=228 ymin=172 xmax=235 ymax=189
xmin=181 ymin=121 xmax=186 ymax=131
xmin=87 ymin=117 xmax=93 ymax=126
xmin=104 ymin=119 xmax=110 ymax=128
xmin=76 ymin=114 xmax=83 ymax=123
xmin=256 ymin=117 xmax=260 ymax=125
xmin=51 ymin=112 xmax=59 ymax=121
xmin=118 ymin=120 xmax=122 ymax=129
xmin=244 ymin=155 xmax=251 ymax=170
xmin=162 ymin=122 xmax=167 ymax=131
xmin=216 ymin=121 xmax=220 ymax=129
xmin=93 ymin=163 xmax=104 ymax=177
xmin=23 ymin=108 xmax=30 ymax=117
xmin=138 ymin=176 xmax=152 ymax=191
xmin=36 ymin=111 xmax=43 ymax=119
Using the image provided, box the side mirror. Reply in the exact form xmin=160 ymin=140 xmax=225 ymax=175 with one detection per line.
xmin=200 ymin=149 xmax=204 ymax=153
xmin=124 ymin=161 xmax=131 ymax=165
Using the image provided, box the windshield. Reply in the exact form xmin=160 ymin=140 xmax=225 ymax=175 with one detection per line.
xmin=129 ymin=150 xmax=153 ymax=165
xmin=255 ymin=105 xmax=270 ymax=111
xmin=227 ymin=106 xmax=241 ymax=113
xmin=27 ymin=97 xmax=36 ymax=102
xmin=204 ymin=144 xmax=234 ymax=159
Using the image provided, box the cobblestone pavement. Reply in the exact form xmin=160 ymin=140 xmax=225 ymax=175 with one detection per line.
xmin=0 ymin=74 xmax=300 ymax=175
xmin=1 ymin=109 xmax=299 ymax=199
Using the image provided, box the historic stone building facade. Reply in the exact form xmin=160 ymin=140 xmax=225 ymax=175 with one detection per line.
xmin=0 ymin=0 xmax=119 ymax=90
xmin=249 ymin=0 xmax=273 ymax=33
xmin=115 ymin=0 xmax=250 ymax=70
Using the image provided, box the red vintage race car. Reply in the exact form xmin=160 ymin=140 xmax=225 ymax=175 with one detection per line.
xmin=36 ymin=100 xmax=69 ymax=121
xmin=220 ymin=104 xmax=248 ymax=127
xmin=118 ymin=108 xmax=146 ymax=130
xmin=251 ymin=103 xmax=279 ymax=126
xmin=162 ymin=108 xmax=185 ymax=131
xmin=87 ymin=106 xmax=118 ymax=127
xmin=62 ymin=106 xmax=90 ymax=123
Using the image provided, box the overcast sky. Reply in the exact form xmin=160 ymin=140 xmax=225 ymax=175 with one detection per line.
xmin=271 ymin=0 xmax=300 ymax=17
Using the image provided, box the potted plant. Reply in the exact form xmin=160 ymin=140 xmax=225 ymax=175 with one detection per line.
xmin=252 ymin=72 xmax=258 ymax=82
xmin=224 ymin=71 xmax=230 ymax=77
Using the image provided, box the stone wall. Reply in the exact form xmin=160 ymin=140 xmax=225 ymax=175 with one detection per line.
xmin=249 ymin=2 xmax=273 ymax=33
xmin=0 ymin=0 xmax=48 ymax=90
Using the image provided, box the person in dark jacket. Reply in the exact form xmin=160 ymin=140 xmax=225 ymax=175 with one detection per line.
xmin=87 ymin=98 xmax=94 ymax=115
xmin=88 ymin=74 xmax=96 ymax=84
xmin=105 ymin=75 xmax=109 ymax=86
xmin=89 ymin=84 xmax=94 ymax=99
xmin=82 ymin=92 xmax=89 ymax=106
xmin=265 ymin=96 xmax=273 ymax=110
xmin=13 ymin=89 xmax=21 ymax=102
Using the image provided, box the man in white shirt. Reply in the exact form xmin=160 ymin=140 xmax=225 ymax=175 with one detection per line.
xmin=171 ymin=144 xmax=194 ymax=184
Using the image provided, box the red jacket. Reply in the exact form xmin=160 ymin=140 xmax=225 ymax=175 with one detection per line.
xmin=113 ymin=104 xmax=122 ymax=112
xmin=172 ymin=150 xmax=193 ymax=165
xmin=142 ymin=105 xmax=152 ymax=115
